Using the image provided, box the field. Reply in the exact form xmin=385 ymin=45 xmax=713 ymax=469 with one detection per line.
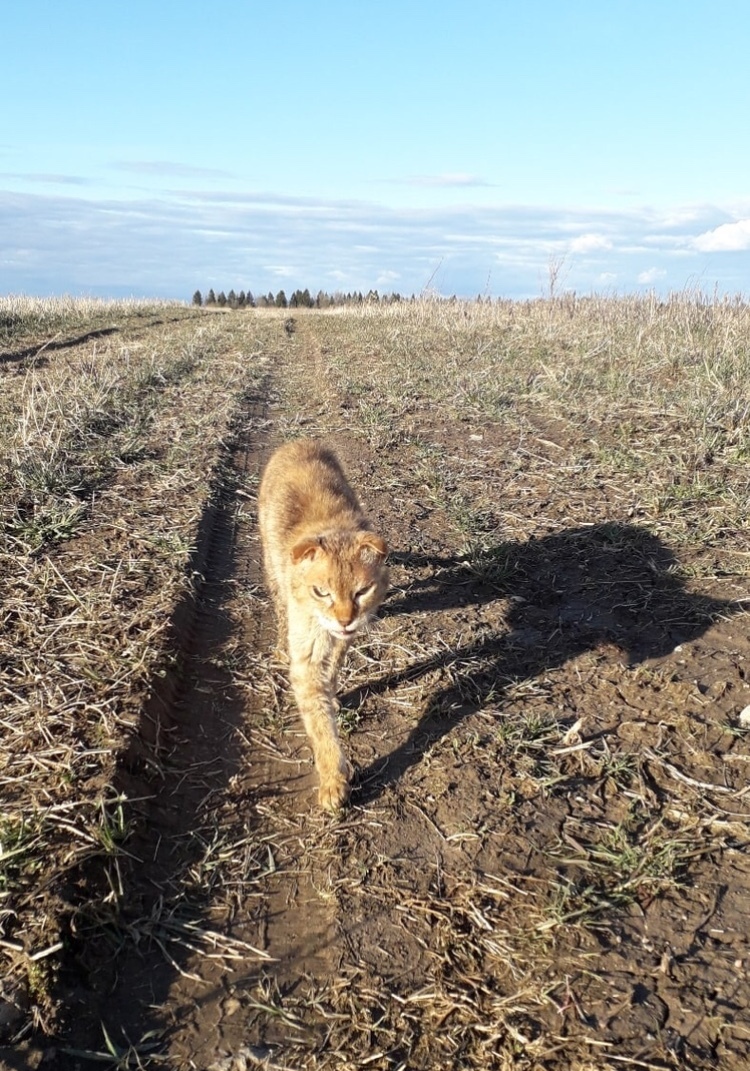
xmin=1 ymin=294 xmax=749 ymax=1071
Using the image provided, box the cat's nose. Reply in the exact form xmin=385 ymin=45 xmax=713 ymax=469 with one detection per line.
xmin=336 ymin=602 xmax=356 ymax=627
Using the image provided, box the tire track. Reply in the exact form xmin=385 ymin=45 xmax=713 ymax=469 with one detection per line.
xmin=170 ymin=339 xmax=344 ymax=1068
xmin=54 ymin=323 xmax=344 ymax=1069
xmin=52 ymin=366 xmax=279 ymax=1062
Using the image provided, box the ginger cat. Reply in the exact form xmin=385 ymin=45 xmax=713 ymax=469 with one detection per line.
xmin=258 ymin=440 xmax=389 ymax=810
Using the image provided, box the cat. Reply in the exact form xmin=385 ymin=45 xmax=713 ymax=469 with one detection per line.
xmin=258 ymin=439 xmax=389 ymax=810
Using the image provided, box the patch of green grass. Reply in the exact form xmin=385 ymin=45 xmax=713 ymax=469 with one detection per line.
xmin=459 ymin=540 xmax=515 ymax=587
xmin=0 ymin=814 xmax=44 ymax=895
xmin=337 ymin=702 xmax=362 ymax=736
xmin=61 ymin=1023 xmax=166 ymax=1070
xmin=543 ymin=819 xmax=702 ymax=933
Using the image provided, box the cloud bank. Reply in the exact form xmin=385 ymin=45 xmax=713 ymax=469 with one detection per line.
xmin=111 ymin=160 xmax=234 ymax=180
xmin=401 ymin=173 xmax=495 ymax=189
xmin=0 ymin=185 xmax=747 ymax=300
xmin=693 ymin=219 xmax=750 ymax=252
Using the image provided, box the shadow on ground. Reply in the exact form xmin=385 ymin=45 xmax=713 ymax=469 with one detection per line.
xmin=45 ymin=431 xmax=254 ymax=1065
xmin=0 ymin=327 xmax=120 ymax=365
xmin=35 ymin=517 xmax=747 ymax=1066
xmin=349 ymin=522 xmax=748 ymax=802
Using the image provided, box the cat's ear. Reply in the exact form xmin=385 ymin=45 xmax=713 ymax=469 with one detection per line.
xmin=357 ymin=531 xmax=388 ymax=561
xmin=290 ymin=536 xmax=323 ymax=564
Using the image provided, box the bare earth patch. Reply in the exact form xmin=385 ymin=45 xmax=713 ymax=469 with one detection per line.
xmin=2 ymin=298 xmax=749 ymax=1070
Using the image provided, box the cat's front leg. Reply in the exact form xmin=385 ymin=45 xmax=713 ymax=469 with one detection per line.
xmin=288 ymin=630 xmax=352 ymax=811
xmin=291 ymin=676 xmax=353 ymax=811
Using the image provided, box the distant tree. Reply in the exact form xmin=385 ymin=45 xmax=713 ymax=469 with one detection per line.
xmin=267 ymin=292 xmax=275 ymax=305
xmin=237 ymin=291 xmax=246 ymax=307
xmin=301 ymin=288 xmax=313 ymax=308
xmin=227 ymin=289 xmax=237 ymax=308
xmin=289 ymin=291 xmax=299 ymax=308
xmin=192 ymin=290 xmax=203 ymax=306
xmin=206 ymin=289 xmax=216 ymax=306
xmin=246 ymin=290 xmax=256 ymax=308
xmin=217 ymin=291 xmax=227 ymax=307
xmin=256 ymin=294 xmax=268 ymax=308
xmin=275 ymin=289 xmax=288 ymax=308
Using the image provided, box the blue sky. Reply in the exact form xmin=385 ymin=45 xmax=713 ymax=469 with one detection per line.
xmin=2 ymin=0 xmax=750 ymax=300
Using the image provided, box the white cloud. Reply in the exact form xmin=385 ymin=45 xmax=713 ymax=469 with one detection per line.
xmin=637 ymin=268 xmax=667 ymax=284
xmin=0 ymin=188 xmax=745 ymax=300
xmin=266 ymin=265 xmax=297 ymax=278
xmin=0 ymin=172 xmax=89 ymax=186
xmin=569 ymin=233 xmax=612 ymax=253
xmin=112 ymin=160 xmax=233 ymax=180
xmin=402 ymin=173 xmax=492 ymax=189
xmin=693 ymin=219 xmax=750 ymax=252
xmin=376 ymin=270 xmax=401 ymax=286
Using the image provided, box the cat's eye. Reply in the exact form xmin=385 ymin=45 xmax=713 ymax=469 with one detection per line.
xmin=355 ymin=584 xmax=375 ymax=601
xmin=312 ymin=586 xmax=330 ymax=599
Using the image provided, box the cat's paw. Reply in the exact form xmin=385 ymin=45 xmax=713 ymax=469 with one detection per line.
xmin=318 ymin=763 xmax=353 ymax=812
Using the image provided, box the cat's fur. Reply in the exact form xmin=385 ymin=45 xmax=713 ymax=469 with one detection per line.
xmin=258 ymin=440 xmax=389 ymax=810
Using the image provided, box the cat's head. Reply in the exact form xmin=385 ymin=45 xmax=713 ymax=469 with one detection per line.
xmin=290 ymin=529 xmax=389 ymax=639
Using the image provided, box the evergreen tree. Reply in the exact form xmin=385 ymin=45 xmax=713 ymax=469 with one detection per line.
xmin=217 ymin=291 xmax=227 ymax=307
xmin=246 ymin=291 xmax=255 ymax=308
xmin=192 ymin=290 xmax=202 ymax=306
xmin=227 ymin=289 xmax=237 ymax=308
xmin=237 ymin=291 xmax=246 ymax=307
xmin=206 ymin=289 xmax=216 ymax=306
xmin=275 ymin=289 xmax=288 ymax=308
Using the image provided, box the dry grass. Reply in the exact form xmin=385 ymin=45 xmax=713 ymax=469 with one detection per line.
xmin=317 ymin=293 xmax=750 ymax=571
xmin=0 ymin=294 xmax=176 ymax=336
xmin=2 ymin=295 xmax=749 ymax=1070
xmin=0 ymin=300 xmax=279 ymax=1032
xmin=229 ymin=296 xmax=750 ymax=1070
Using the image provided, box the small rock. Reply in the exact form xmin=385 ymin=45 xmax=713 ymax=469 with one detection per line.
xmin=739 ymin=705 xmax=750 ymax=728
xmin=223 ymin=996 xmax=242 ymax=1017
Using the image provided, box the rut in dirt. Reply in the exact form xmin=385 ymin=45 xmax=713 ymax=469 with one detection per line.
xmin=52 ymin=374 xmax=280 ymax=1062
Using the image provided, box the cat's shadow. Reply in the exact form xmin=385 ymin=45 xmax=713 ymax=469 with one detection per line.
xmin=344 ymin=522 xmax=748 ymax=803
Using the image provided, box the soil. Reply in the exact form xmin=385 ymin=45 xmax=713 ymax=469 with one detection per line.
xmin=6 ymin=312 xmax=750 ymax=1070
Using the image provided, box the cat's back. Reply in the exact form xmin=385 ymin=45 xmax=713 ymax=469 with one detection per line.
xmin=258 ymin=439 xmax=361 ymax=538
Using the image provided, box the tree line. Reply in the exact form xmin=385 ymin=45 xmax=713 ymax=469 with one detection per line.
xmin=191 ymin=288 xmax=407 ymax=309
